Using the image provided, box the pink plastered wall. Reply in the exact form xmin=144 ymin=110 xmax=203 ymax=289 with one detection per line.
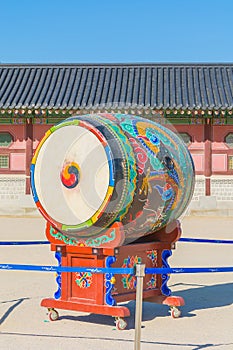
xmin=0 ymin=124 xmax=26 ymax=172
xmin=175 ymin=125 xmax=205 ymax=173
xmin=0 ymin=124 xmax=26 ymax=149
xmin=33 ymin=124 xmax=53 ymax=150
xmin=211 ymin=125 xmax=233 ymax=173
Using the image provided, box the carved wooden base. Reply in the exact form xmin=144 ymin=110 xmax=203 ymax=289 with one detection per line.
xmin=41 ymin=298 xmax=130 ymax=317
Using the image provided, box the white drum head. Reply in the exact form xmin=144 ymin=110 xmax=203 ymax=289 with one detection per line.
xmin=32 ymin=122 xmax=111 ymax=228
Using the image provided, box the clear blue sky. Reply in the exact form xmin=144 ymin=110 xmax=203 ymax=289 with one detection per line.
xmin=1 ymin=0 xmax=233 ymax=63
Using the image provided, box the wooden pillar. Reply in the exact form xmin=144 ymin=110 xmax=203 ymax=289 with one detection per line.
xmin=204 ymin=118 xmax=212 ymax=196
xmin=25 ymin=117 xmax=33 ymax=194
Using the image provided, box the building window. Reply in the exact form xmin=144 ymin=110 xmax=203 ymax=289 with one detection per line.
xmin=0 ymin=132 xmax=13 ymax=147
xmin=0 ymin=155 xmax=9 ymax=169
xmin=228 ymin=156 xmax=233 ymax=170
xmin=225 ymin=133 xmax=233 ymax=148
xmin=179 ymin=132 xmax=192 ymax=146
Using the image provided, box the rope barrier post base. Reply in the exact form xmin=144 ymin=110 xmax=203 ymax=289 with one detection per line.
xmin=134 ymin=263 xmax=145 ymax=350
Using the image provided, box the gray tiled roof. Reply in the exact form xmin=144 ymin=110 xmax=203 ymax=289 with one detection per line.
xmin=0 ymin=63 xmax=233 ymax=110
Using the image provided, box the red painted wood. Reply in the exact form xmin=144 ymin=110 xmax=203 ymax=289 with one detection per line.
xmin=115 ymin=289 xmax=161 ymax=303
xmin=41 ymin=298 xmax=130 ymax=317
xmin=162 ymin=296 xmax=185 ymax=307
xmin=204 ymin=121 xmax=212 ymax=177
xmin=204 ymin=120 xmax=212 ymax=195
xmin=175 ymin=124 xmax=204 ymax=143
xmin=42 ymin=220 xmax=184 ymax=322
xmin=205 ymin=178 xmax=211 ymax=196
xmin=144 ymin=294 xmax=185 ymax=306
xmin=25 ymin=118 xmax=33 ymax=194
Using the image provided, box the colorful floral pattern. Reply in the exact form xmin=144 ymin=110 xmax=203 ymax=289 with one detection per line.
xmin=121 ymin=256 xmax=142 ymax=289
xmin=147 ymin=275 xmax=157 ymax=289
xmin=147 ymin=249 xmax=158 ymax=266
xmin=75 ymin=272 xmax=93 ymax=288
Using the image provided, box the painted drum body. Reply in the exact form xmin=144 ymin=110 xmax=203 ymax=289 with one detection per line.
xmin=30 ymin=113 xmax=195 ymax=245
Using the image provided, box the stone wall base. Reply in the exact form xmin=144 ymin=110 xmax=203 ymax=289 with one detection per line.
xmin=0 ymin=195 xmax=39 ymax=217
xmin=188 ymin=196 xmax=233 ymax=216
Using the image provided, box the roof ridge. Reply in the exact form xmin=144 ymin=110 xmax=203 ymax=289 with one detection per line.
xmin=1 ymin=63 xmax=233 ymax=68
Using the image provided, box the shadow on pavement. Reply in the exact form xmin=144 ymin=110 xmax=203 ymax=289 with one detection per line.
xmin=0 ymin=297 xmax=29 ymax=325
xmin=168 ymin=282 xmax=233 ymax=318
xmin=58 ymin=282 xmax=233 ymax=327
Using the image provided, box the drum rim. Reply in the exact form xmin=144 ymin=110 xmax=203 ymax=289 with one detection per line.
xmin=31 ymin=118 xmax=115 ymax=232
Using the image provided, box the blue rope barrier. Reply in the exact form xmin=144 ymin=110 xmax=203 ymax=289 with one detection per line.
xmin=0 ymin=264 xmax=134 ymax=274
xmin=0 ymin=241 xmax=50 ymax=245
xmin=0 ymin=263 xmax=233 ymax=274
xmin=179 ymin=237 xmax=233 ymax=244
xmin=146 ymin=266 xmax=233 ymax=274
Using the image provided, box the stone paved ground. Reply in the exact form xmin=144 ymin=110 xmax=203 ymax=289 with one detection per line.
xmin=0 ymin=216 xmax=232 ymax=350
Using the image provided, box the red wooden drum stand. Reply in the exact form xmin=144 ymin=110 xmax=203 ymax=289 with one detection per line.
xmin=41 ymin=221 xmax=184 ymax=329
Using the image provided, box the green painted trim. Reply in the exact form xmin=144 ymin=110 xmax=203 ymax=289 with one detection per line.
xmin=62 ymin=219 xmax=93 ymax=231
xmin=1 ymin=110 xmax=233 ymax=124
xmin=226 ymin=117 xmax=233 ymax=125
xmin=50 ymin=119 xmax=79 ymax=133
xmin=0 ymin=118 xmax=26 ymax=124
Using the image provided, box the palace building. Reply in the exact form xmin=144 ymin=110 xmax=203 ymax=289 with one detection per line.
xmin=1 ymin=63 xmax=233 ymax=214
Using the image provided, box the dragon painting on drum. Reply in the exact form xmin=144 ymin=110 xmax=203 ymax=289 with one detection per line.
xmin=31 ymin=113 xmax=194 ymax=247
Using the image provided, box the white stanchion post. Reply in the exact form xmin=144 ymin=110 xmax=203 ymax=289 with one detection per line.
xmin=134 ymin=263 xmax=145 ymax=350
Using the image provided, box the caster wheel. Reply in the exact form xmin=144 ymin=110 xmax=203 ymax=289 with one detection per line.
xmin=115 ymin=317 xmax=127 ymax=330
xmin=48 ymin=308 xmax=59 ymax=321
xmin=170 ymin=306 xmax=181 ymax=319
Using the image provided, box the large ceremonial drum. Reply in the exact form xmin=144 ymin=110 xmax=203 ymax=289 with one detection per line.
xmin=31 ymin=113 xmax=195 ymax=245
